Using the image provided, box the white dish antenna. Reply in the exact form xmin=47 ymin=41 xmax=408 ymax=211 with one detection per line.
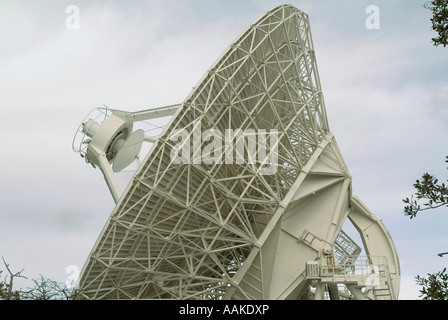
xmin=72 ymin=106 xmax=176 ymax=201
xmin=72 ymin=5 xmax=400 ymax=300
xmin=112 ymin=129 xmax=145 ymax=172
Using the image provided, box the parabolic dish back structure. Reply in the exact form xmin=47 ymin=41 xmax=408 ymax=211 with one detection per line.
xmin=73 ymin=5 xmax=400 ymax=300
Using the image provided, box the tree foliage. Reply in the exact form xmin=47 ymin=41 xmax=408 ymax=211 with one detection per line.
xmin=403 ymin=155 xmax=448 ymax=219
xmin=403 ymin=155 xmax=447 ymax=300
xmin=0 ymin=257 xmax=78 ymax=300
xmin=424 ymin=0 xmax=448 ymax=47
xmin=416 ymin=268 xmax=448 ymax=300
xmin=21 ymin=275 xmax=76 ymax=300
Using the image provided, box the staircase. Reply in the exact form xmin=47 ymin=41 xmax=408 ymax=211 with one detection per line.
xmin=372 ymin=265 xmax=395 ymax=300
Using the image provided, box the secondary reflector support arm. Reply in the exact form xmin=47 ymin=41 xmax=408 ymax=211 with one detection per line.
xmin=112 ymin=104 xmax=181 ymax=122
xmin=90 ymin=145 xmax=123 ymax=203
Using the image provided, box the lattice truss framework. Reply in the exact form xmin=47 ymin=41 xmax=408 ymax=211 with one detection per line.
xmin=77 ymin=5 xmax=400 ymax=300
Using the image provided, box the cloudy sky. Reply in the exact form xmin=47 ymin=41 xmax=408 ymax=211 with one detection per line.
xmin=0 ymin=0 xmax=447 ymax=300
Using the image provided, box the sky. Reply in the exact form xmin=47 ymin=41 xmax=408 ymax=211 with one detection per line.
xmin=0 ymin=0 xmax=447 ymax=300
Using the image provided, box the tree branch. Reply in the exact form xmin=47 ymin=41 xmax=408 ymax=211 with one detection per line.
xmin=1 ymin=257 xmax=27 ymax=300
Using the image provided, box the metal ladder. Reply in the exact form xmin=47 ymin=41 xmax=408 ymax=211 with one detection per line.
xmin=372 ymin=267 xmax=394 ymax=300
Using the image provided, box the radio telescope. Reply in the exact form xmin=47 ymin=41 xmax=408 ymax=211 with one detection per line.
xmin=72 ymin=5 xmax=400 ymax=300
